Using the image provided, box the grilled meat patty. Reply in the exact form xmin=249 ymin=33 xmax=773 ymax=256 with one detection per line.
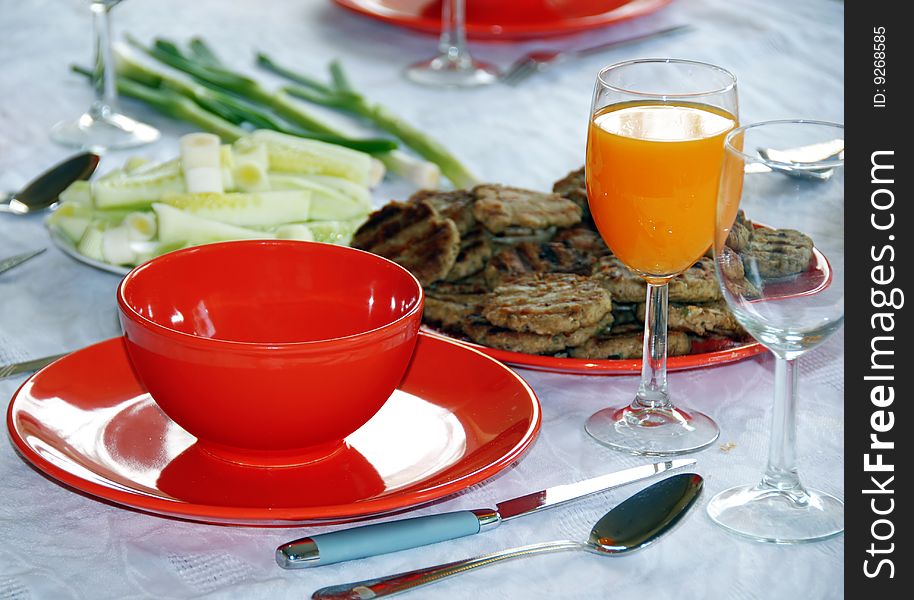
xmin=352 ymin=199 xmax=460 ymax=286
xmin=409 ymin=188 xmax=477 ymax=235
xmin=552 ymin=167 xmax=589 ymax=220
xmin=423 ymin=277 xmax=490 ymax=333
xmin=473 ymin=184 xmax=582 ymax=234
xmin=569 ymin=324 xmax=692 ymax=360
xmin=482 ymin=272 xmax=612 ymax=335
xmin=484 ymin=240 xmax=595 ymax=289
xmin=743 ymin=227 xmax=814 ymax=278
xmin=637 ymin=301 xmax=746 ymax=337
xmin=592 ymin=256 xmax=721 ymax=303
xmin=445 ymin=229 xmax=493 ymax=281
xmin=463 ymin=313 xmax=614 ymax=355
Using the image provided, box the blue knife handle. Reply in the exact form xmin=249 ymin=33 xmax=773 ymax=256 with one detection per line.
xmin=276 ymin=509 xmax=498 ymax=569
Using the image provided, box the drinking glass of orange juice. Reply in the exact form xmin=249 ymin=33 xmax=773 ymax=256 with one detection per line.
xmin=585 ymin=59 xmax=738 ymax=455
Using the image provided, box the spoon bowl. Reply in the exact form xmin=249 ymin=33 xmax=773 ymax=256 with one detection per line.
xmin=312 ymin=473 xmax=703 ymax=599
xmin=0 ymin=152 xmax=99 ymax=215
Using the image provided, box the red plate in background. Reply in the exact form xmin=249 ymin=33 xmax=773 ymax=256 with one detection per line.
xmin=331 ymin=0 xmax=674 ymax=39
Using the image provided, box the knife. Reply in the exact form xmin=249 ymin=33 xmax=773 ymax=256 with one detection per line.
xmin=0 ymin=352 xmax=67 ymax=380
xmin=276 ymin=458 xmax=695 ymax=569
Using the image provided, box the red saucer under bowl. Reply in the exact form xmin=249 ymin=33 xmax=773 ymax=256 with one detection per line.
xmin=7 ymin=333 xmax=541 ymax=526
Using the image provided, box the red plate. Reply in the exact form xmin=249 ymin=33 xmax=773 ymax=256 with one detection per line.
xmin=422 ymin=327 xmax=764 ymax=375
xmin=6 ymin=333 xmax=540 ymax=526
xmin=331 ymin=0 xmax=673 ymax=39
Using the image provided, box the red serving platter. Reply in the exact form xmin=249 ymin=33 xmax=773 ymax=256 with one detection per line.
xmin=422 ymin=328 xmax=765 ymax=375
xmin=331 ymin=0 xmax=674 ymax=39
xmin=7 ymin=333 xmax=541 ymax=526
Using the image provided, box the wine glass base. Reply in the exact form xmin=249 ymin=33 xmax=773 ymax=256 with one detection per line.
xmin=707 ymin=484 xmax=844 ymax=543
xmin=585 ymin=404 xmax=719 ymax=456
xmin=51 ymin=111 xmax=160 ymax=151
xmin=405 ymin=56 xmax=498 ymax=88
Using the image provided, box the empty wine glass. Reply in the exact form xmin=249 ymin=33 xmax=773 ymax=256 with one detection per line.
xmin=707 ymin=120 xmax=844 ymax=543
xmin=51 ymin=0 xmax=159 ymax=151
xmin=405 ymin=0 xmax=497 ymax=87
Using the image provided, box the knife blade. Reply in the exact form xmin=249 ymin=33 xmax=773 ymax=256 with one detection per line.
xmin=0 ymin=248 xmax=46 ymax=276
xmin=276 ymin=458 xmax=696 ymax=569
xmin=0 ymin=352 xmax=67 ymax=380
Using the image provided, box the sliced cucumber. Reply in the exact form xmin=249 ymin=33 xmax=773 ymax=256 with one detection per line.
xmin=238 ymin=130 xmax=375 ymax=187
xmin=101 ymin=225 xmax=137 ymax=266
xmin=77 ymin=222 xmax=107 ymax=262
xmin=153 ymin=203 xmax=275 ymax=245
xmin=92 ymin=170 xmax=186 ymax=209
xmin=304 ymin=218 xmax=365 ymax=245
xmin=160 ymin=190 xmax=311 ymax=227
xmin=124 ymin=211 xmax=157 ymax=241
xmin=274 ymin=223 xmax=314 ymax=241
xmin=58 ymin=180 xmax=93 ymax=206
xmin=267 ymin=174 xmax=368 ymax=221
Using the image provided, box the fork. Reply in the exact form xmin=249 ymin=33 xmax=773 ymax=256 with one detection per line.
xmin=0 ymin=248 xmax=46 ymax=276
xmin=501 ymin=24 xmax=692 ymax=86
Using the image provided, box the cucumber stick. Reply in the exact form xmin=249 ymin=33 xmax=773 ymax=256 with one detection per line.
xmin=153 ymin=203 xmax=275 ymax=245
xmin=160 ymin=191 xmax=311 ymax=227
xmin=267 ymin=174 xmax=369 ymax=220
xmin=238 ymin=130 xmax=375 ymax=187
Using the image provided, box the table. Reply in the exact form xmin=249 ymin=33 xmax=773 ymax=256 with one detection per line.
xmin=0 ymin=0 xmax=844 ymax=598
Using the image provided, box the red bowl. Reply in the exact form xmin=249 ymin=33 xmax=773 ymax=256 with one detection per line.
xmin=116 ymin=240 xmax=423 ymax=467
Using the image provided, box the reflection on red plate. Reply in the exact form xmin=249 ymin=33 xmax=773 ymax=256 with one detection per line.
xmin=6 ymin=333 xmax=540 ymax=526
xmin=422 ymin=328 xmax=765 ymax=376
xmin=331 ymin=0 xmax=673 ymax=39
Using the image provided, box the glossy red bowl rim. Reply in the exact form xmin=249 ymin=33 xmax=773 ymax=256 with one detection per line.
xmin=117 ymin=240 xmax=424 ymax=349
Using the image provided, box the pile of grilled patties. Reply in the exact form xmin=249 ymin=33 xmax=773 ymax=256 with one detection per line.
xmin=352 ymin=168 xmax=801 ymax=359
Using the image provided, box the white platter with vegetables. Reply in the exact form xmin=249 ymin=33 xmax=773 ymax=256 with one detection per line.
xmin=47 ymin=130 xmax=380 ymax=274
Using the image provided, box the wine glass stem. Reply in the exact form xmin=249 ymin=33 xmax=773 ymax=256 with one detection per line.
xmin=761 ymin=357 xmax=804 ymax=492
xmin=90 ymin=1 xmax=118 ymax=120
xmin=635 ymin=282 xmax=671 ymax=409
xmin=439 ymin=0 xmax=470 ymax=65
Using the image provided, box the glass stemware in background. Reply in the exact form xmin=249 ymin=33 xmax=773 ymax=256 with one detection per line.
xmin=51 ymin=0 xmax=159 ymax=151
xmin=405 ymin=0 xmax=497 ymax=87
xmin=707 ymin=120 xmax=844 ymax=543
xmin=584 ymin=59 xmax=738 ymax=455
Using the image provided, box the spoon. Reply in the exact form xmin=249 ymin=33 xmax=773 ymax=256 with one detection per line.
xmin=311 ymin=473 xmax=703 ymax=599
xmin=0 ymin=152 xmax=100 ymax=214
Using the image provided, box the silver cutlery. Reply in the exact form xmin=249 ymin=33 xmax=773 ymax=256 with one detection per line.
xmin=0 ymin=351 xmax=67 ymax=380
xmin=501 ymin=25 xmax=693 ymax=85
xmin=745 ymin=138 xmax=844 ymax=181
xmin=277 ymin=458 xmax=695 ymax=568
xmin=0 ymin=248 xmax=47 ymax=277
xmin=311 ymin=473 xmax=703 ymax=599
xmin=0 ymin=152 xmax=99 ymax=214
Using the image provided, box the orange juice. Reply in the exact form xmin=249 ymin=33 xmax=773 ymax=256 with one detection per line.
xmin=586 ymin=101 xmax=737 ymax=279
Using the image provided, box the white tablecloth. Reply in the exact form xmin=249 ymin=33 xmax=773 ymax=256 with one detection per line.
xmin=0 ymin=0 xmax=844 ymax=598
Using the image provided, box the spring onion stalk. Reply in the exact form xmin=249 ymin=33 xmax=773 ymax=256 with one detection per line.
xmin=180 ymin=133 xmax=224 ymax=193
xmin=72 ymin=64 xmax=247 ymax=140
xmin=256 ymin=52 xmax=476 ymax=188
xmin=123 ymin=212 xmax=158 ymax=241
xmin=124 ymin=37 xmax=397 ymax=154
xmin=127 ymin=37 xmax=439 ymax=185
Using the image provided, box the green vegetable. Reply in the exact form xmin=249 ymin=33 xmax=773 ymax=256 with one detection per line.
xmin=268 ymin=174 xmax=371 ymax=220
xmin=256 ymin=52 xmax=477 ymax=188
xmin=153 ymin=202 xmax=275 ymax=245
xmin=238 ymin=130 xmax=378 ymax=187
xmin=160 ymin=190 xmax=312 ymax=227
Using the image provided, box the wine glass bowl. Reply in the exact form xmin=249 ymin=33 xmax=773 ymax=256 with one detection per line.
xmin=707 ymin=120 xmax=844 ymax=543
xmin=584 ymin=59 xmax=738 ymax=455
